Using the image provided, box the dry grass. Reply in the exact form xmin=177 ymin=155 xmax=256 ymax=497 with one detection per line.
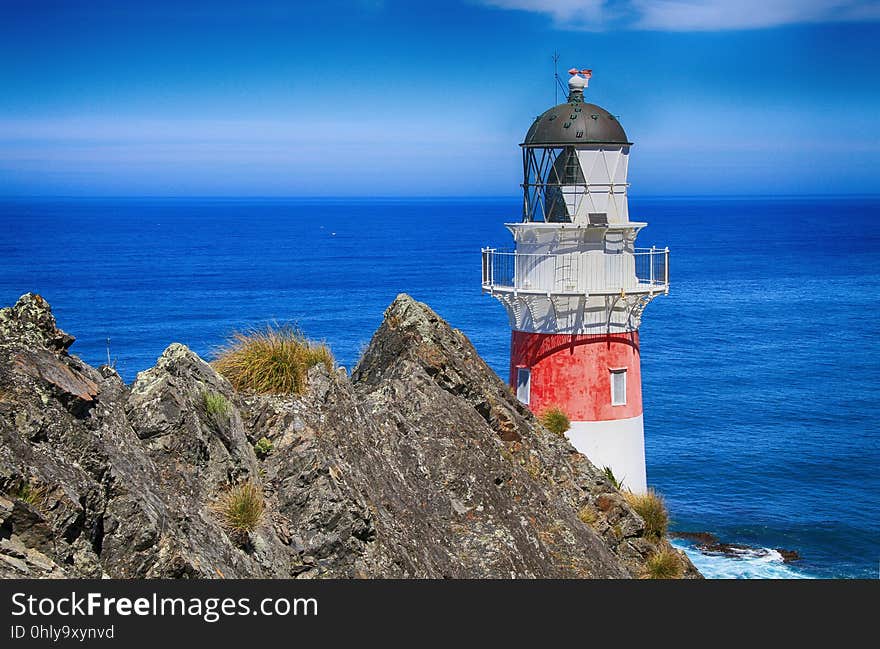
xmin=624 ymin=489 xmax=669 ymax=540
xmin=643 ymin=548 xmax=684 ymax=579
xmin=213 ymin=482 xmax=264 ymax=535
xmin=577 ymin=505 xmax=598 ymax=526
xmin=539 ymin=406 xmax=570 ymax=436
xmin=212 ymin=324 xmax=333 ymax=395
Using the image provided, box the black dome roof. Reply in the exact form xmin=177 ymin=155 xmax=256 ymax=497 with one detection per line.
xmin=523 ymin=101 xmax=630 ymax=147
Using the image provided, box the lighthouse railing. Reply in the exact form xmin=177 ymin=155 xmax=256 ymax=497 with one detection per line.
xmin=482 ymin=247 xmax=668 ymax=294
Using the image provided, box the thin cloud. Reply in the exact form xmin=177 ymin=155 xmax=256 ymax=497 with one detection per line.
xmin=479 ymin=0 xmax=880 ymax=31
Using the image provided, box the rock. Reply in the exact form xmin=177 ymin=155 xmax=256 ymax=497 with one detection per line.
xmin=351 ymin=294 xmax=700 ymax=578
xmin=13 ymin=349 xmax=99 ymax=412
xmin=0 ymin=293 xmax=75 ymax=352
xmin=671 ymin=531 xmax=720 ymax=545
xmin=776 ymin=548 xmax=801 ymax=562
xmin=127 ymin=343 xmax=259 ymax=487
xmin=0 ymin=535 xmax=67 ymax=578
xmin=0 ymin=292 xmax=702 ymax=579
xmin=8 ymin=500 xmax=55 ymax=554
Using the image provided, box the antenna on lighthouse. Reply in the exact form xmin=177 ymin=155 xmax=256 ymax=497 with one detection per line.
xmin=552 ymin=52 xmax=567 ymax=104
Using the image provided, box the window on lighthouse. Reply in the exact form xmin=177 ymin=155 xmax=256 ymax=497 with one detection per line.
xmin=610 ymin=369 xmax=627 ymax=406
xmin=516 ymin=368 xmax=531 ymax=405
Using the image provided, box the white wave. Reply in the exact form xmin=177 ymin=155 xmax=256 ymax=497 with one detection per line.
xmin=671 ymin=540 xmax=815 ymax=579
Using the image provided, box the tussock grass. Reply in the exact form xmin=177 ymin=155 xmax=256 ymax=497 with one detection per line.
xmin=214 ymin=482 xmax=264 ymax=535
xmin=539 ymin=406 xmax=570 ymax=436
xmin=202 ymin=391 xmax=231 ymax=420
xmin=212 ymin=324 xmax=333 ymax=395
xmin=624 ymin=489 xmax=669 ymax=540
xmin=643 ymin=548 xmax=684 ymax=579
xmin=577 ymin=505 xmax=598 ymax=526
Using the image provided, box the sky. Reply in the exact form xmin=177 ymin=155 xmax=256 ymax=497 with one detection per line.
xmin=0 ymin=0 xmax=878 ymax=197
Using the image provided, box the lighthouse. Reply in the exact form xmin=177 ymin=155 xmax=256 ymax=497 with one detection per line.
xmin=481 ymin=68 xmax=669 ymax=493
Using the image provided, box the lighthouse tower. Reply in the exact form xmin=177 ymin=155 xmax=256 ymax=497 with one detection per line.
xmin=481 ymin=69 xmax=669 ymax=493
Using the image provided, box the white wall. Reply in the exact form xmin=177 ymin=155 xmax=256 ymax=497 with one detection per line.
xmin=566 ymin=415 xmax=647 ymax=494
xmin=501 ymin=224 xmax=642 ymax=314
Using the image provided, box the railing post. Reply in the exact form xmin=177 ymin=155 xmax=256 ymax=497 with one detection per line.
xmin=650 ymin=246 xmax=655 ymax=285
xmin=665 ymin=247 xmax=669 ymax=285
xmin=490 ymin=249 xmax=494 ymax=286
xmin=512 ymin=250 xmax=517 ymax=289
xmin=488 ymin=249 xmax=492 ymax=286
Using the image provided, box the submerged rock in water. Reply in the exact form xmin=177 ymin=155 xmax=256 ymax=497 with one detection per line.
xmin=776 ymin=548 xmax=801 ymax=563
xmin=671 ymin=531 xmax=720 ymax=545
xmin=0 ymin=292 xmax=701 ymax=579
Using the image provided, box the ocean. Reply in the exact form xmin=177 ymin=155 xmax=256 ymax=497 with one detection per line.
xmin=2 ymin=196 xmax=878 ymax=579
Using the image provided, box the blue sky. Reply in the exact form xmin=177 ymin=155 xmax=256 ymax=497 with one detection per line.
xmin=1 ymin=0 xmax=878 ymax=196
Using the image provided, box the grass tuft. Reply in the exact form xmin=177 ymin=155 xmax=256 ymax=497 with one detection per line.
xmin=254 ymin=437 xmax=273 ymax=460
xmin=624 ymin=489 xmax=669 ymax=540
xmin=202 ymin=390 xmax=231 ymax=422
xmin=539 ymin=406 xmax=570 ymax=436
xmin=6 ymin=479 xmax=48 ymax=511
xmin=603 ymin=466 xmax=622 ymax=490
xmin=213 ymin=482 xmax=264 ymax=535
xmin=577 ymin=505 xmax=598 ymax=526
xmin=212 ymin=324 xmax=333 ymax=395
xmin=643 ymin=548 xmax=684 ymax=579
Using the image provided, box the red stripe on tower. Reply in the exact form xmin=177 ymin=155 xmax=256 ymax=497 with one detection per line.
xmin=509 ymin=330 xmax=642 ymax=422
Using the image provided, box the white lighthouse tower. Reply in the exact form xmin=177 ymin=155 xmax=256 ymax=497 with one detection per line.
xmin=481 ymin=69 xmax=669 ymax=493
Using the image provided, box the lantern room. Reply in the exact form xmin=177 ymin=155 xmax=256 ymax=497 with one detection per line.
xmin=521 ymin=69 xmax=632 ymax=225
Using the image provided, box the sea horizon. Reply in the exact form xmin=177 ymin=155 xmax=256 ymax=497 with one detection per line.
xmin=3 ymin=193 xmax=880 ymax=201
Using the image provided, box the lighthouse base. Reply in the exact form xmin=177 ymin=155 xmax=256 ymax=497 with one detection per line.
xmin=566 ymin=415 xmax=647 ymax=494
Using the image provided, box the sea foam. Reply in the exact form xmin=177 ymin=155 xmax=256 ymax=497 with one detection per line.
xmin=672 ymin=541 xmax=813 ymax=579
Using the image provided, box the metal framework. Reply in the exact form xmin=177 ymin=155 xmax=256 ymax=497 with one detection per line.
xmin=522 ymin=147 xmax=620 ymax=222
xmin=522 ymin=146 xmax=569 ymax=222
xmin=488 ymin=290 xmax=658 ymax=335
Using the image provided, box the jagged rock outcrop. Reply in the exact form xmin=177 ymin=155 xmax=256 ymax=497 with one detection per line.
xmin=0 ymin=292 xmax=699 ymax=578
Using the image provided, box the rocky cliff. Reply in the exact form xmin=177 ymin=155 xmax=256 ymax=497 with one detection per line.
xmin=0 ymin=293 xmax=699 ymax=578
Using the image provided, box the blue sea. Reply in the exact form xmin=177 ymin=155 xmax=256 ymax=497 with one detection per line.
xmin=2 ymin=196 xmax=878 ymax=579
